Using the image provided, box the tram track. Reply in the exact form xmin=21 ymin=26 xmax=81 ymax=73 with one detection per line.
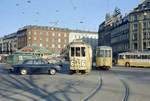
xmin=112 ymin=71 xmax=130 ymax=101
xmin=82 ymin=71 xmax=103 ymax=101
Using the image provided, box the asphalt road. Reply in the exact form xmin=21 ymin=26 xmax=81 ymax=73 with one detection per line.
xmin=0 ymin=63 xmax=150 ymax=101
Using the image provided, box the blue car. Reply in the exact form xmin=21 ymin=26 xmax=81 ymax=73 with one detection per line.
xmin=12 ymin=59 xmax=61 ymax=75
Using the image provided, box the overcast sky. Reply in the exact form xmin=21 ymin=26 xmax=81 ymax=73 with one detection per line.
xmin=0 ymin=0 xmax=141 ymax=37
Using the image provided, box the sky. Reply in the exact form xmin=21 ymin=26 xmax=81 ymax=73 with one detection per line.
xmin=0 ymin=0 xmax=142 ymax=37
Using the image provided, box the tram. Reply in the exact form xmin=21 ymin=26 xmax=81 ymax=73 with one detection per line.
xmin=69 ymin=40 xmax=92 ymax=74
xmin=96 ymin=46 xmax=112 ymax=70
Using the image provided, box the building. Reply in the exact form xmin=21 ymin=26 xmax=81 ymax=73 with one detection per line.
xmin=69 ymin=30 xmax=98 ymax=56
xmin=0 ymin=37 xmax=3 ymax=54
xmin=98 ymin=0 xmax=150 ymax=57
xmin=129 ymin=0 xmax=150 ymax=51
xmin=2 ymin=32 xmax=17 ymax=54
xmin=17 ymin=25 xmax=70 ymax=56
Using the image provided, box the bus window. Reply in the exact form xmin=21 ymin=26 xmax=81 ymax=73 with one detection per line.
xmin=148 ymin=55 xmax=150 ymax=59
xmin=137 ymin=55 xmax=141 ymax=59
xmin=126 ymin=55 xmax=130 ymax=59
xmin=76 ymin=47 xmax=80 ymax=57
xmin=71 ymin=47 xmax=75 ymax=56
xmin=142 ymin=55 xmax=147 ymax=59
xmin=119 ymin=55 xmax=125 ymax=59
xmin=81 ymin=47 xmax=86 ymax=57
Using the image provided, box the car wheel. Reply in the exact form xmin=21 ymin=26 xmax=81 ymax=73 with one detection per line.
xmin=20 ymin=69 xmax=27 ymax=75
xmin=49 ymin=69 xmax=56 ymax=75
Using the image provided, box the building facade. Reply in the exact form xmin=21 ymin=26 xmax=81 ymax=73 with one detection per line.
xmin=17 ymin=25 xmax=70 ymax=56
xmin=0 ymin=37 xmax=3 ymax=54
xmin=129 ymin=0 xmax=150 ymax=51
xmin=2 ymin=33 xmax=17 ymax=54
xmin=98 ymin=0 xmax=150 ymax=57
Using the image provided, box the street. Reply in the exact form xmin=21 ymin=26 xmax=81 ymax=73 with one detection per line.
xmin=0 ymin=63 xmax=150 ymax=101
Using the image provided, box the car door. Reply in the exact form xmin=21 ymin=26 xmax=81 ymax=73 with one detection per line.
xmin=30 ymin=59 xmax=41 ymax=73
xmin=38 ymin=59 xmax=49 ymax=72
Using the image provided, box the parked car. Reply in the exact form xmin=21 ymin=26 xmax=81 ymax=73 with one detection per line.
xmin=12 ymin=59 xmax=61 ymax=75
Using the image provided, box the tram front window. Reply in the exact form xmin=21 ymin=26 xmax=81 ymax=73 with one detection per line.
xmin=76 ymin=47 xmax=80 ymax=57
xmin=81 ymin=47 xmax=86 ymax=57
xmin=71 ymin=47 xmax=75 ymax=56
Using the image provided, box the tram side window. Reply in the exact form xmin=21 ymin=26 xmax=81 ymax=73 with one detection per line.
xmin=76 ymin=47 xmax=80 ymax=57
xmin=71 ymin=47 xmax=75 ymax=56
xmin=81 ymin=47 xmax=86 ymax=57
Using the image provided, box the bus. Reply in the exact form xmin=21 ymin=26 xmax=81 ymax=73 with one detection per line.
xmin=96 ymin=46 xmax=112 ymax=70
xmin=69 ymin=40 xmax=92 ymax=74
xmin=117 ymin=51 xmax=150 ymax=67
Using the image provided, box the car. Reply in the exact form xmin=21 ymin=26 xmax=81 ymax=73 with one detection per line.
xmin=12 ymin=59 xmax=61 ymax=75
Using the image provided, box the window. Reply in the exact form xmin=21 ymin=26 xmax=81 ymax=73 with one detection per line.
xmin=81 ymin=47 xmax=86 ymax=57
xmin=144 ymin=15 xmax=147 ymax=19
xmin=58 ymin=33 xmax=61 ymax=37
xmin=52 ymin=44 xmax=55 ymax=48
xmin=143 ymin=22 xmax=147 ymax=29
xmin=76 ymin=47 xmax=80 ymax=57
xmin=143 ymin=42 xmax=146 ymax=49
xmin=143 ymin=32 xmax=146 ymax=39
xmin=133 ymin=33 xmax=137 ymax=40
xmin=133 ymin=15 xmax=138 ymax=21
xmin=105 ymin=50 xmax=111 ymax=57
xmin=23 ymin=60 xmax=33 ymax=64
xmin=28 ymin=31 xmax=31 ymax=35
xmin=134 ymin=43 xmax=137 ymax=50
xmin=34 ymin=37 xmax=36 ymax=40
xmin=133 ymin=24 xmax=138 ymax=30
xmin=71 ymin=47 xmax=75 ymax=56
xmin=34 ymin=31 xmax=37 ymax=35
xmin=58 ymin=44 xmax=61 ymax=48
xmin=100 ymin=50 xmax=104 ymax=57
xmin=52 ymin=32 xmax=55 ymax=36
xmin=58 ymin=38 xmax=61 ymax=43
xmin=33 ymin=59 xmax=45 ymax=64
xmin=64 ymin=33 xmax=67 ymax=37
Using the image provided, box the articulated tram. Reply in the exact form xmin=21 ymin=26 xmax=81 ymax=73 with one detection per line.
xmin=96 ymin=46 xmax=112 ymax=70
xmin=69 ymin=40 xmax=92 ymax=74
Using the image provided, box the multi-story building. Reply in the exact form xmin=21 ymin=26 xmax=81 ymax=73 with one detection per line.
xmin=69 ymin=30 xmax=98 ymax=56
xmin=0 ymin=37 xmax=3 ymax=54
xmin=98 ymin=0 xmax=150 ymax=57
xmin=129 ymin=0 xmax=150 ymax=51
xmin=3 ymin=33 xmax=17 ymax=54
xmin=17 ymin=25 xmax=70 ymax=55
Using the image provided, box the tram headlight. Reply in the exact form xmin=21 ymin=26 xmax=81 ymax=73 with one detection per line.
xmin=81 ymin=60 xmax=86 ymax=67
xmin=70 ymin=60 xmax=75 ymax=67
